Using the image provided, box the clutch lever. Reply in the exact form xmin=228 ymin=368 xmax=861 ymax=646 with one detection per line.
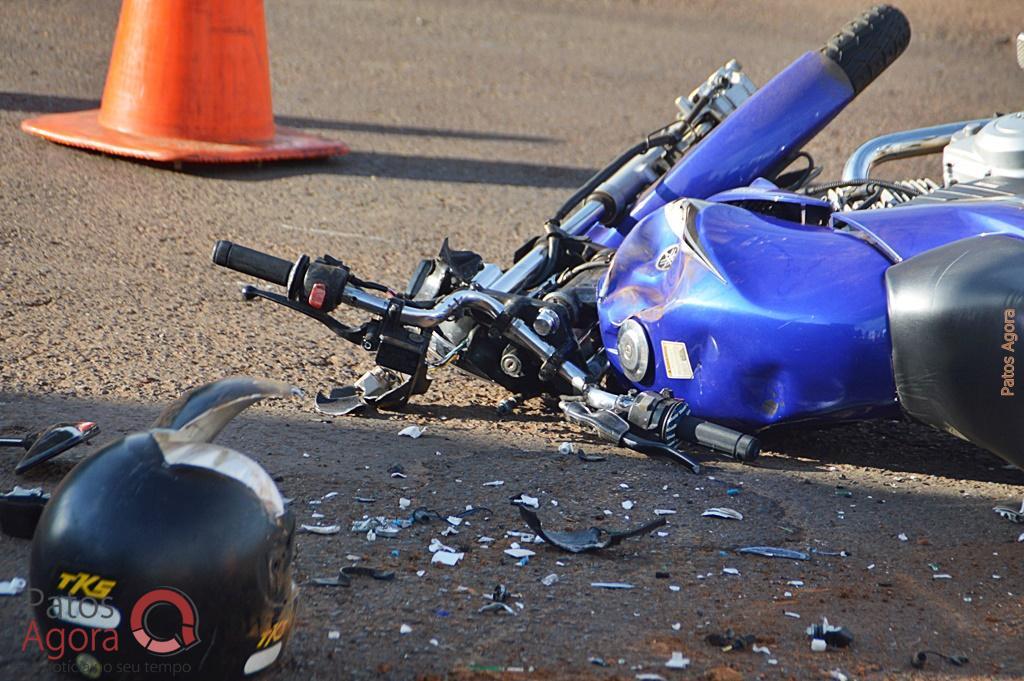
xmin=241 ymin=285 xmax=371 ymax=345
xmin=561 ymin=401 xmax=701 ymax=473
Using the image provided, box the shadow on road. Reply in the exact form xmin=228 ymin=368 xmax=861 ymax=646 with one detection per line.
xmin=3 ymin=91 xmax=587 ymax=188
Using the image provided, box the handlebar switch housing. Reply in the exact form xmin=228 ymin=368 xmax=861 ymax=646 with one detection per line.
xmin=626 ymin=390 xmax=688 ymax=449
xmin=300 ymin=257 xmax=350 ymax=312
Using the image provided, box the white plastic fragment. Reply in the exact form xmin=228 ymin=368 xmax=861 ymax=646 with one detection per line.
xmin=478 ymin=536 xmax=495 ymax=543
xmin=621 ymin=500 xmax=634 ymax=510
xmin=657 ymin=532 xmax=669 ymax=538
xmin=541 ymin=573 xmax=559 ymax=587
xmin=558 ymin=442 xmax=575 ymax=455
xmin=428 ymin=538 xmax=456 ymax=553
xmin=897 ymin=533 xmax=908 ymax=541
xmin=399 ymin=497 xmax=411 ymax=509
xmin=933 ymin=573 xmax=952 ymax=579
xmin=327 ymin=630 xmax=341 ymax=640
xmin=753 ymin=644 xmax=771 ymax=656
xmin=513 ymin=494 xmax=539 ymax=508
xmin=0 ymin=577 xmax=26 ymax=596
xmin=591 ymin=582 xmax=634 ymax=589
xmin=669 ymin=585 xmax=680 ymax=592
xmin=322 ymin=492 xmax=339 ymax=500
xmin=447 ymin=516 xmax=463 ymax=526
xmin=671 ymin=622 xmax=681 ymax=631
xmin=1018 ymin=532 xmax=1024 ymax=543
xmin=416 ymin=570 xmax=426 ymax=577
xmin=301 ymin=524 xmax=341 ymax=535
xmin=504 ymin=547 xmax=536 ymax=559
xmin=810 ymin=638 xmax=827 ymax=652
xmin=829 ymin=670 xmax=848 ymax=681
xmin=722 ymin=567 xmax=740 ymax=576
xmin=400 ymin=624 xmax=412 ymax=634
xmin=784 ymin=611 xmax=801 ymax=619
xmin=787 ymin=580 xmax=804 ymax=587
xmin=430 ymin=638 xmax=439 ymax=646
xmin=702 ymin=507 xmax=743 ymax=520
xmin=311 ymin=512 xmax=325 ymax=519
xmin=653 ymin=509 xmax=676 ymax=516
xmin=398 ymin=425 xmax=425 ymax=438
xmin=431 ymin=551 xmax=464 ymax=566
xmin=665 ymin=652 xmax=690 ymax=669
xmin=483 ymin=480 xmax=505 ymax=487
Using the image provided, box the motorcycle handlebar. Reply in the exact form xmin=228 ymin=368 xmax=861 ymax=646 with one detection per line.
xmin=678 ymin=415 xmax=760 ymax=462
xmin=212 ymin=240 xmax=293 ymax=288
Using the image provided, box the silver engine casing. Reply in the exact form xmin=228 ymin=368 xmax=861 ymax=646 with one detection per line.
xmin=944 ymin=113 xmax=1024 ymax=184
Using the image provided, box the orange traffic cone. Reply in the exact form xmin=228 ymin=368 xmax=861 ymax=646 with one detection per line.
xmin=21 ymin=0 xmax=347 ymax=163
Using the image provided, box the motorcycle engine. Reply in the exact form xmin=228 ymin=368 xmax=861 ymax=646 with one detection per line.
xmin=943 ymin=113 xmax=1024 ymax=184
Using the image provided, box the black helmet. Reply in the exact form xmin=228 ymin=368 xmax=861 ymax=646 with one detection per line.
xmin=28 ymin=377 xmax=300 ymax=679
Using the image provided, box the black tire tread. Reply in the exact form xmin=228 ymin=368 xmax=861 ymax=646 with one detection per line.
xmin=820 ymin=5 xmax=911 ymax=95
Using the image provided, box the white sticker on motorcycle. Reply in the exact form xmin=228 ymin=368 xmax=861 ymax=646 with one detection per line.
xmin=661 ymin=341 xmax=694 ymax=379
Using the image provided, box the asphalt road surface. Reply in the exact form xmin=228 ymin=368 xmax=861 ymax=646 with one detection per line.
xmin=2 ymin=1 xmax=1023 ymax=679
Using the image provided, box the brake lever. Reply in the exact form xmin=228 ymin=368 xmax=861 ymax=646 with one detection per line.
xmin=241 ymin=285 xmax=370 ymax=345
xmin=560 ymin=401 xmax=701 ymax=473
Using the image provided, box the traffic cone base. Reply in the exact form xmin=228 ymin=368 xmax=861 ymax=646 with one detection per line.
xmin=22 ymin=110 xmax=348 ymax=164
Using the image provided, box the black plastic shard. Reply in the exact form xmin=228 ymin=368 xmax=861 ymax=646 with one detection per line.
xmin=514 ymin=502 xmax=666 ymax=554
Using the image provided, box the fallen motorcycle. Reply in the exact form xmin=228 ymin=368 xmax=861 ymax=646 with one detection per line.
xmin=211 ymin=5 xmax=1024 ymax=472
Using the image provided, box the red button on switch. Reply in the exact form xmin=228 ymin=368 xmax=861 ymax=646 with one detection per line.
xmin=308 ymin=283 xmax=327 ymax=309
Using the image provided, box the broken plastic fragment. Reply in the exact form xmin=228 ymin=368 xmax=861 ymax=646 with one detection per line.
xmin=664 ymin=652 xmax=690 ymax=669
xmin=301 ymin=524 xmax=341 ymax=535
xmin=591 ymin=582 xmax=634 ymax=589
xmin=431 ymin=551 xmax=463 ymax=566
xmin=399 ymin=425 xmax=425 ymax=438
xmin=912 ymin=650 xmax=968 ymax=668
xmin=315 ymin=386 xmax=366 ymax=416
xmin=504 ymin=547 xmax=536 ymax=559
xmin=806 ymin=617 xmax=853 ymax=649
xmin=737 ymin=546 xmax=810 ymax=561
xmin=810 ymin=638 xmax=827 ymax=652
xmin=784 ymin=611 xmax=801 ymax=619
xmin=706 ymin=630 xmax=755 ymax=651
xmin=515 ymin=503 xmax=665 ymax=554
xmin=992 ymin=499 xmax=1024 ymax=523
xmin=483 ymin=480 xmax=504 ymax=487
xmin=541 ymin=573 xmax=559 ymax=587
xmin=722 ymin=567 xmax=740 ymax=576
xmin=328 ymin=630 xmax=341 ymax=640
xmin=702 ymin=507 xmax=743 ymax=520
xmin=399 ymin=497 xmax=411 ymax=509
xmin=0 ymin=577 xmax=27 ymax=596
xmin=653 ymin=509 xmax=676 ymax=516
xmin=400 ymin=624 xmax=412 ymax=634
xmin=621 ymin=500 xmax=634 ymax=510
xmin=752 ymin=644 xmax=771 ymax=656
xmin=428 ymin=538 xmax=457 ymax=553
xmin=897 ymin=533 xmax=908 ymax=541
xmin=511 ymin=493 xmax=539 ymax=508
xmin=478 ymin=602 xmax=516 ymax=615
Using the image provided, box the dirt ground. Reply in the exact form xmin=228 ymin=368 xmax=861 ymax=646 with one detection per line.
xmin=2 ymin=1 xmax=1024 ymax=679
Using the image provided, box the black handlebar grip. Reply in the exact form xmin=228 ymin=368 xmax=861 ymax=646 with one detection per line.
xmin=679 ymin=415 xmax=760 ymax=462
xmin=212 ymin=240 xmax=293 ymax=287
xmin=820 ymin=5 xmax=911 ymax=95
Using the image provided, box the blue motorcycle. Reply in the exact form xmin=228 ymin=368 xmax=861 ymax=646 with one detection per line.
xmin=211 ymin=5 xmax=1024 ymax=473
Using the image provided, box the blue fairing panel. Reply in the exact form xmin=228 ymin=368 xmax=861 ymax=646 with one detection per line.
xmin=598 ymin=199 xmax=899 ymax=428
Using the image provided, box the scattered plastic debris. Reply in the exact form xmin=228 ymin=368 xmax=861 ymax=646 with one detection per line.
xmin=726 ymin=488 xmax=741 ymax=496
xmin=784 ymin=611 xmax=801 ymax=619
xmin=515 ymin=503 xmax=666 ymax=554
xmin=398 ymin=425 xmax=425 ymax=439
xmin=828 ymin=669 xmax=848 ymax=681
xmin=752 ymin=644 xmax=771 ymax=656
xmin=672 ymin=623 xmax=681 ymax=631
xmin=722 ymin=567 xmax=741 ymax=576
xmin=483 ymin=480 xmax=505 ymax=487
xmin=399 ymin=497 xmax=411 ymax=509
xmin=834 ymin=486 xmax=853 ymax=498
xmin=591 ymin=582 xmax=634 ymax=589
xmin=1018 ymin=532 xmax=1024 ymax=543
xmin=811 ymin=548 xmax=849 ymax=557
xmin=541 ymin=573 xmax=559 ymax=587
xmin=897 ymin=533 xmax=908 ymax=541
xmin=621 ymin=500 xmax=634 ymax=510
xmin=388 ymin=465 xmax=407 ymax=479
xmin=328 ymin=630 xmax=341 ymax=640
xmin=0 ymin=577 xmax=26 ymax=596
xmin=504 ymin=546 xmax=536 ymax=559
xmin=400 ymin=624 xmax=412 ymax=634
xmin=787 ymin=580 xmax=804 ymax=587
xmin=301 ymin=524 xmax=341 ymax=535
xmin=702 ymin=508 xmax=743 ymax=520
xmin=992 ymin=499 xmax=1024 ymax=523
xmin=911 ymin=650 xmax=968 ymax=668
xmin=811 ymin=639 xmax=827 ymax=652
xmin=737 ymin=546 xmax=809 ymax=561
xmin=558 ymin=442 xmax=575 ymax=455
xmin=512 ymin=493 xmax=539 ymax=509
xmin=665 ymin=652 xmax=690 ymax=669
xmin=478 ymin=602 xmax=516 ymax=615
xmin=635 ymin=674 xmax=667 ymax=681
xmin=806 ymin=617 xmax=853 ymax=650
xmin=653 ymin=509 xmax=676 ymax=516
xmin=589 ymin=657 xmax=609 ymax=667
xmin=706 ymin=630 xmax=755 ymax=651
xmin=933 ymin=573 xmax=953 ymax=580
xmin=311 ymin=566 xmax=396 ymax=586
xmin=354 ymin=496 xmax=376 ymax=503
